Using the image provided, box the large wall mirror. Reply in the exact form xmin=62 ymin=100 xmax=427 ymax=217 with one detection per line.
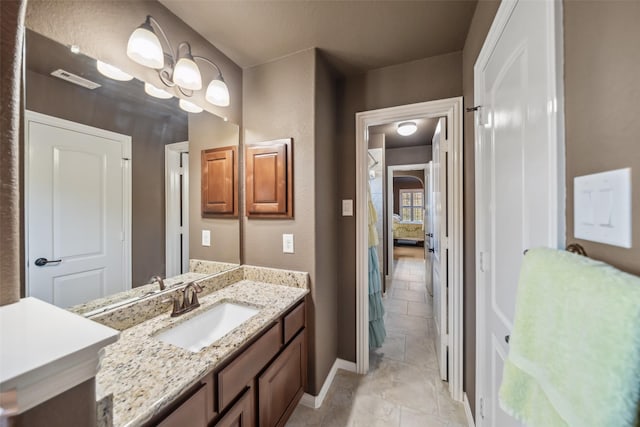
xmin=23 ymin=29 xmax=240 ymax=310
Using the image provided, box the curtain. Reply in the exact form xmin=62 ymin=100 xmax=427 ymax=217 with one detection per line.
xmin=368 ymin=185 xmax=386 ymax=349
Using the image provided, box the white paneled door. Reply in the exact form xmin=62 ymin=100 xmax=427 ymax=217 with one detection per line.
xmin=26 ymin=112 xmax=131 ymax=308
xmin=431 ymin=118 xmax=448 ymax=381
xmin=474 ymin=0 xmax=564 ymax=425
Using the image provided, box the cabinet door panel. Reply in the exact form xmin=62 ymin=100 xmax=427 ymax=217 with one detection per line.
xmin=215 ymin=388 xmax=253 ymax=427
xmin=202 ymin=146 xmax=238 ymax=216
xmin=283 ymin=302 xmax=305 ymax=344
xmin=258 ymin=331 xmax=306 ymax=427
xmin=158 ymin=384 xmax=207 ymax=427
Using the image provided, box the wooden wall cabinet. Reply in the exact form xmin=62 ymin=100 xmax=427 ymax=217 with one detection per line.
xmin=202 ymin=146 xmax=238 ymax=217
xmin=245 ymin=139 xmax=293 ymax=219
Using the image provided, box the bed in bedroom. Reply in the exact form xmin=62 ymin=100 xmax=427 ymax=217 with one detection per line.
xmin=392 ymin=214 xmax=424 ymax=244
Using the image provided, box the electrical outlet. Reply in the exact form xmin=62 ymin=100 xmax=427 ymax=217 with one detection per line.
xmin=282 ymin=234 xmax=294 ymax=253
xmin=202 ymin=230 xmax=211 ymax=247
xmin=342 ymin=199 xmax=353 ymax=216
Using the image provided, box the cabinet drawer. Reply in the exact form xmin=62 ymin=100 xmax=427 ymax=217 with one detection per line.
xmin=283 ymin=302 xmax=305 ymax=344
xmin=258 ymin=330 xmax=306 ymax=427
xmin=158 ymin=383 xmax=207 ymax=427
xmin=214 ymin=388 xmax=253 ymax=427
xmin=218 ymin=322 xmax=282 ymax=409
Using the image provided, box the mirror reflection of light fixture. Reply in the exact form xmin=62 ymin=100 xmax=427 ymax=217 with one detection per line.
xmin=127 ymin=15 xmax=230 ymax=108
xmin=96 ymin=60 xmax=133 ymax=81
xmin=397 ymin=121 xmax=417 ymax=136
xmin=179 ymin=99 xmax=203 ymax=113
xmin=144 ymin=83 xmax=172 ymax=99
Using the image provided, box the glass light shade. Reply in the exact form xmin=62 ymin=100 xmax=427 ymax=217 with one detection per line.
xmin=127 ymin=26 xmax=164 ymax=69
xmin=96 ymin=60 xmax=133 ymax=81
xmin=179 ymin=99 xmax=203 ymax=113
xmin=173 ymin=56 xmax=202 ymax=90
xmin=144 ymin=83 xmax=173 ymax=99
xmin=397 ymin=121 xmax=417 ymax=136
xmin=205 ymin=78 xmax=230 ymax=107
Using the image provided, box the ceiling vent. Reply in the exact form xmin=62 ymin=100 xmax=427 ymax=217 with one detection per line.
xmin=50 ymin=69 xmax=101 ymax=90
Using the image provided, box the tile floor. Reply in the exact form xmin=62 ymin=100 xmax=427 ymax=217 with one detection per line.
xmin=287 ymin=250 xmax=468 ymax=427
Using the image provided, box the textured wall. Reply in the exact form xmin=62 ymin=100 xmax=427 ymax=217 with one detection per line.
xmin=188 ymin=113 xmax=240 ymax=264
xmin=0 ymin=0 xmax=26 ymax=306
xmin=337 ymin=51 xmax=463 ymax=362
xmin=243 ymin=49 xmax=341 ymax=395
xmin=564 ymin=0 xmax=640 ymax=276
xmin=461 ymin=0 xmax=501 ymax=416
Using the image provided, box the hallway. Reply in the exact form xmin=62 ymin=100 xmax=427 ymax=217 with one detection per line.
xmin=287 ymin=253 xmax=467 ymax=427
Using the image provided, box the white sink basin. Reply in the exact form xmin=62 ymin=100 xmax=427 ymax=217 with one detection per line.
xmin=156 ymin=302 xmax=259 ymax=352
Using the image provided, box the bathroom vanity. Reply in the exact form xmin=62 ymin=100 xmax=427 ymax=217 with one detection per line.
xmin=88 ymin=264 xmax=309 ymax=427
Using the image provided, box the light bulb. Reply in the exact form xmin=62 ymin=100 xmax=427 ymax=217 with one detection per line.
xmin=144 ymin=83 xmax=172 ymax=99
xmin=127 ymin=24 xmax=164 ymax=69
xmin=173 ymin=55 xmax=202 ymax=90
xmin=179 ymin=99 xmax=203 ymax=113
xmin=397 ymin=121 xmax=417 ymax=136
xmin=205 ymin=78 xmax=230 ymax=107
xmin=96 ymin=61 xmax=133 ymax=81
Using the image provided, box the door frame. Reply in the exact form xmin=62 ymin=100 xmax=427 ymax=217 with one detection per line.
xmin=386 ymin=163 xmax=428 ymax=281
xmin=24 ymin=110 xmax=133 ymax=295
xmin=355 ymin=97 xmax=465 ymax=401
xmin=473 ymin=0 xmax=565 ymax=423
xmin=165 ymin=141 xmax=190 ymax=277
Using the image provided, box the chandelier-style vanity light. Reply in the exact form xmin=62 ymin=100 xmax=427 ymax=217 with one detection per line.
xmin=126 ymin=15 xmax=230 ymax=110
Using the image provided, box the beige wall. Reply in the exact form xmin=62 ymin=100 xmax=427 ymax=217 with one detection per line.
xmin=25 ymin=0 xmax=242 ymax=124
xmin=461 ymin=0 xmax=501 ymax=416
xmin=243 ymin=49 xmax=340 ymax=395
xmin=188 ymin=113 xmax=240 ymax=264
xmin=564 ymin=0 xmax=640 ymax=277
xmin=337 ymin=51 xmax=463 ymax=362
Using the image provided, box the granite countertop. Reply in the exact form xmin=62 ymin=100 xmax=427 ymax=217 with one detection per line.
xmin=96 ymin=279 xmax=308 ymax=427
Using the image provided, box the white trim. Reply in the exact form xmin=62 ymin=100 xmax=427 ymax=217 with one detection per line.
xmin=386 ymin=163 xmax=428 ymax=279
xmin=355 ymin=97 xmax=465 ymax=401
xmin=299 ymin=358 xmax=356 ymax=409
xmin=464 ymin=392 xmax=476 ymax=427
xmin=165 ymin=141 xmax=190 ymax=277
xmin=473 ymin=1 xmax=565 ymax=424
xmin=24 ymin=111 xmax=132 ymax=297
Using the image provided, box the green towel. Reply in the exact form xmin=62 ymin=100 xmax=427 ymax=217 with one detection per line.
xmin=499 ymin=248 xmax=640 ymax=427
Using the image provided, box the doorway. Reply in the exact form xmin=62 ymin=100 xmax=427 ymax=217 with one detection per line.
xmin=165 ymin=141 xmax=190 ymax=277
xmin=355 ymin=97 xmax=465 ymax=401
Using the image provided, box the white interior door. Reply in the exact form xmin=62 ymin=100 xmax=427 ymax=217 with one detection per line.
xmin=475 ymin=1 xmax=564 ymax=425
xmin=431 ymin=118 xmax=448 ymax=381
xmin=423 ymin=164 xmax=432 ymax=296
xmin=26 ymin=112 xmax=131 ymax=308
xmin=165 ymin=142 xmax=190 ymax=277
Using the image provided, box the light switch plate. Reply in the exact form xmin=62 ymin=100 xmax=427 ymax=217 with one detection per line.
xmin=282 ymin=234 xmax=294 ymax=253
xmin=574 ymin=168 xmax=631 ymax=248
xmin=201 ymin=230 xmax=211 ymax=247
xmin=342 ymin=199 xmax=353 ymax=216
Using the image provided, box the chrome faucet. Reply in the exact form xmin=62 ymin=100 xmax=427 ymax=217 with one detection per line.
xmin=168 ymin=282 xmax=203 ymax=317
xmin=150 ymin=275 xmax=166 ymax=291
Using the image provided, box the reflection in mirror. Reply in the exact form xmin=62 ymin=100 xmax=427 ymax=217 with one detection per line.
xmin=24 ymin=30 xmax=240 ymax=311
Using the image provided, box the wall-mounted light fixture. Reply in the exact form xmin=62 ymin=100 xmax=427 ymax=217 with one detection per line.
xmin=397 ymin=121 xmax=417 ymax=136
xmin=126 ymin=15 xmax=230 ymax=111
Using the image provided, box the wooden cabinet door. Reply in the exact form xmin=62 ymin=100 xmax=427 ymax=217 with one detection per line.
xmin=245 ymin=139 xmax=292 ymax=218
xmin=215 ymin=388 xmax=254 ymax=427
xmin=258 ymin=331 xmax=306 ymax=427
xmin=202 ymin=146 xmax=238 ymax=216
xmin=157 ymin=384 xmax=207 ymax=427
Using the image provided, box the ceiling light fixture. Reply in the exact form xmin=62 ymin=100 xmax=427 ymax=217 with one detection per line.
xmin=127 ymin=15 xmax=230 ymax=108
xmin=144 ymin=83 xmax=173 ymax=99
xmin=96 ymin=60 xmax=134 ymax=81
xmin=397 ymin=121 xmax=417 ymax=136
xmin=179 ymin=99 xmax=203 ymax=113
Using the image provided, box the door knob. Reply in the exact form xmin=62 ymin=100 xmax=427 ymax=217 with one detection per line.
xmin=427 ymin=233 xmax=433 ymax=237
xmin=505 ymin=335 xmax=510 ymax=344
xmin=34 ymin=257 xmax=62 ymax=267
xmin=428 ymin=248 xmax=435 ymax=253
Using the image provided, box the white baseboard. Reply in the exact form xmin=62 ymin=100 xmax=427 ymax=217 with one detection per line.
xmin=463 ymin=392 xmax=475 ymax=427
xmin=300 ymin=358 xmax=357 ymax=409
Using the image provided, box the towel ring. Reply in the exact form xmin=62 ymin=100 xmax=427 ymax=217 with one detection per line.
xmin=566 ymin=243 xmax=588 ymax=257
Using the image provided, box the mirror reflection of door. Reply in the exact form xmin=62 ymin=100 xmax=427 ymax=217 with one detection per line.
xmin=166 ymin=142 xmax=190 ymax=277
xmin=26 ymin=112 xmax=131 ymax=308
